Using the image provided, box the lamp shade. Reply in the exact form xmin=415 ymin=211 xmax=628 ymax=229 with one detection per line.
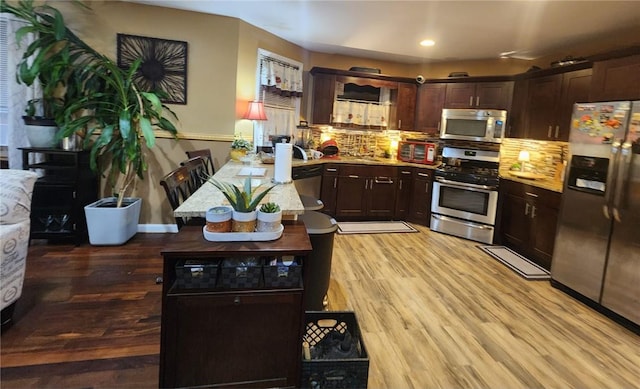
xmin=243 ymin=101 xmax=268 ymax=121
xmin=518 ymin=150 xmax=530 ymax=162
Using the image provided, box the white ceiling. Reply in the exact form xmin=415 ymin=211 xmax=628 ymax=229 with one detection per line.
xmin=127 ymin=0 xmax=640 ymax=64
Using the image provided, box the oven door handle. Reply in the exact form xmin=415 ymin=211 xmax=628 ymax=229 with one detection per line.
xmin=435 ymin=177 xmax=497 ymax=191
xmin=431 ymin=214 xmax=493 ymax=229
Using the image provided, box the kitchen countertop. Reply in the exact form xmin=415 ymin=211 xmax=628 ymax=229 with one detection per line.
xmin=499 ymin=174 xmax=564 ymax=193
xmin=175 ymin=156 xmax=563 ymax=220
xmin=173 ymin=160 xmax=305 ymax=218
xmin=294 ymin=155 xmax=564 ymax=193
xmin=291 ymin=155 xmax=441 ymax=170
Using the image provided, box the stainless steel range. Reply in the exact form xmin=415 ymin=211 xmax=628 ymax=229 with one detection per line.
xmin=430 ymin=146 xmax=500 ymax=244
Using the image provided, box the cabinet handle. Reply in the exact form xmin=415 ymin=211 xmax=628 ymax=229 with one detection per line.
xmin=525 ymin=192 xmax=538 ymax=198
xmin=437 ymin=121 xmax=441 ymax=131
xmin=234 ymin=296 xmax=241 ymax=305
xmin=547 ymin=126 xmax=552 ymax=138
xmin=525 ymin=202 xmax=530 ymax=216
xmin=374 ymin=178 xmax=394 ymax=184
xmin=555 ymin=125 xmax=559 ymax=138
xmin=401 ymin=170 xmax=411 ymax=175
xmin=399 ymin=180 xmax=403 ymax=190
xmin=469 ymin=96 xmax=473 ymax=106
xmin=398 ymin=119 xmax=402 ymax=129
xmin=333 ymin=177 xmax=337 ymax=189
xmin=348 ymin=175 xmax=359 ymax=179
xmin=531 ymin=205 xmax=537 ymax=219
xmin=418 ymin=172 xmax=430 ymax=177
xmin=476 ymin=96 xmax=480 ymax=106
xmin=326 ymin=168 xmax=337 ymax=172
xmin=425 ymin=182 xmax=429 ymax=193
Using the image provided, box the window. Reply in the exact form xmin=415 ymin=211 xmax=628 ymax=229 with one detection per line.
xmin=253 ymin=49 xmax=303 ymax=149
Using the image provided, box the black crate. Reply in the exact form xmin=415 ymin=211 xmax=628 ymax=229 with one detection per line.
xmin=175 ymin=260 xmax=218 ymax=289
xmin=301 ymin=311 xmax=369 ymax=389
xmin=263 ymin=256 xmax=302 ymax=288
xmin=220 ymin=257 xmax=262 ymax=289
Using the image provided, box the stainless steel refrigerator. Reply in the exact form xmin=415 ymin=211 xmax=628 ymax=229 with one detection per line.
xmin=551 ymin=100 xmax=640 ymax=326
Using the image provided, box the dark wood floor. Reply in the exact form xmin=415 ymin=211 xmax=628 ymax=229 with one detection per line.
xmin=2 ymin=227 xmax=639 ymax=388
xmin=1 ymin=235 xmax=166 ymax=388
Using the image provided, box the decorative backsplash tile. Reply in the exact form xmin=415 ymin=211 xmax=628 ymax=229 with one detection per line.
xmin=500 ymin=138 xmax=568 ymax=179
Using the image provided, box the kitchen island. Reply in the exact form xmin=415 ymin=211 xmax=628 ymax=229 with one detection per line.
xmin=173 ymin=159 xmax=305 ymax=219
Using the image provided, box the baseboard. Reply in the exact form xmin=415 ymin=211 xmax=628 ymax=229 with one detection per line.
xmin=137 ymin=224 xmax=179 ymax=233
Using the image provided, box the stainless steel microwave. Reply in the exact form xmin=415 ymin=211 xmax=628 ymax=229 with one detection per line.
xmin=440 ymin=109 xmax=507 ymax=143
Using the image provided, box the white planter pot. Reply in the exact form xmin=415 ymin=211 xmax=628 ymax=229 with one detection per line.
xmin=25 ymin=123 xmax=58 ymax=148
xmin=84 ymin=197 xmax=141 ymax=245
xmin=256 ymin=210 xmax=282 ymax=232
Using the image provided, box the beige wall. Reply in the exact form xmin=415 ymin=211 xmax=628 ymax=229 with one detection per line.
xmin=47 ymin=1 xmax=638 ymax=226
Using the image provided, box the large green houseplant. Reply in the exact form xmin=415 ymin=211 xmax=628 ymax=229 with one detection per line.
xmin=2 ymin=0 xmax=179 ymax=244
xmin=1 ymin=0 xmax=96 ymax=147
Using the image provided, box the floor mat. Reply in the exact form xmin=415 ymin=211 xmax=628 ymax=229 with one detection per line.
xmin=478 ymin=245 xmax=550 ymax=280
xmin=337 ymin=221 xmax=418 ymax=234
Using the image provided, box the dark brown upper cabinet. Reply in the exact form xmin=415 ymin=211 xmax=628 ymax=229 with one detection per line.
xmin=520 ymin=68 xmax=592 ymax=141
xmin=591 ymin=54 xmax=640 ymax=101
xmin=444 ymin=81 xmax=513 ymax=110
xmin=414 ymin=83 xmax=447 ymax=133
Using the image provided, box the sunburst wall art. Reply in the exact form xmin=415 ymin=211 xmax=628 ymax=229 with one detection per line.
xmin=117 ymin=33 xmax=188 ymax=104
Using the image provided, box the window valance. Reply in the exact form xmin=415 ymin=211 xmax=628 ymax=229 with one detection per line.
xmin=259 ymin=56 xmax=303 ymax=97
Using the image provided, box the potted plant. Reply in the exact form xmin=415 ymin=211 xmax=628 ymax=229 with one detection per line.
xmin=208 ymin=176 xmax=275 ymax=232
xmin=229 ymin=135 xmax=252 ymax=161
xmin=3 ymin=0 xmax=179 ymax=245
xmin=1 ymin=0 xmax=96 ymax=149
xmin=205 ymin=206 xmax=233 ymax=232
xmin=256 ymin=202 xmax=282 ymax=232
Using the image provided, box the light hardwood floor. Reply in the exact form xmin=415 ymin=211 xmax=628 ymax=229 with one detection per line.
xmin=326 ymin=224 xmax=640 ymax=389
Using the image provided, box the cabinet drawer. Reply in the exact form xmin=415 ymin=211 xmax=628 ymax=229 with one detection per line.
xmin=501 ymin=179 xmax=561 ymax=208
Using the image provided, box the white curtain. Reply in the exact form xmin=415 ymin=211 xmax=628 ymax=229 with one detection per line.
xmin=1 ymin=16 xmax=39 ymax=169
xmin=260 ymin=106 xmax=297 ymax=143
xmin=259 ymin=57 xmax=303 ymax=96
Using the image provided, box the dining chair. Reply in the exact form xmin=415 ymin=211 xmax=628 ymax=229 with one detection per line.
xmin=180 ymin=156 xmax=209 ymax=193
xmin=159 ymin=164 xmax=205 ymax=229
xmin=185 ymin=149 xmax=215 ymax=176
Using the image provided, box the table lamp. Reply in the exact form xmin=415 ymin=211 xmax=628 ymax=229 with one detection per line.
xmin=243 ymin=101 xmax=268 ymax=152
xmin=518 ymin=150 xmax=530 ymax=172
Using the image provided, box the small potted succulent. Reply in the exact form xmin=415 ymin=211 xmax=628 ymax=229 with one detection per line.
xmin=230 ymin=135 xmax=253 ymax=161
xmin=205 ymin=206 xmax=233 ymax=232
xmin=256 ymin=202 xmax=282 ymax=232
xmin=208 ymin=176 xmax=275 ymax=232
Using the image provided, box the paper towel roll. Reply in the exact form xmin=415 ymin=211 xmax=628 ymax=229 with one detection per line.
xmin=274 ymin=142 xmax=293 ymax=183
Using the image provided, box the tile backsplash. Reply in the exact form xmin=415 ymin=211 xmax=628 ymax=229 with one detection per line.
xmin=500 ymin=138 xmax=568 ymax=180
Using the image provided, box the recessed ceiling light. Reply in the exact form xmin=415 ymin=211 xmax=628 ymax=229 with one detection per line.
xmin=420 ymin=39 xmax=435 ymax=47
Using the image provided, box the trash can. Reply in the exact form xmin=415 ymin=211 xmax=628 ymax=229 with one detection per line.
xmin=299 ymin=194 xmax=324 ymax=211
xmin=298 ymin=211 xmax=338 ymax=310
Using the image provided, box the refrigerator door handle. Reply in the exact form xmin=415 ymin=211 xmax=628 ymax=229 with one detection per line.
xmin=612 ymin=142 xmax=633 ymax=223
xmin=603 ymin=142 xmax=622 ymax=219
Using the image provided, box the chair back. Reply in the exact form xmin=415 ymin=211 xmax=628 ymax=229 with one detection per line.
xmin=160 ymin=164 xmax=202 ymax=229
xmin=180 ymin=156 xmax=209 ymax=193
xmin=186 ymin=149 xmax=215 ymax=176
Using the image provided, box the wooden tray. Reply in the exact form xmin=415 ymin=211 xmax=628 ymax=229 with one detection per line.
xmin=202 ymin=224 xmax=283 ymax=242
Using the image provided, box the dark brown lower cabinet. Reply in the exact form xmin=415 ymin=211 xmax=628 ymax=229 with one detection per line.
xmin=165 ymin=290 xmax=302 ymax=388
xmin=407 ymin=168 xmax=433 ymax=226
xmin=159 ymin=224 xmax=312 ymax=388
xmin=499 ymin=180 xmax=561 ymax=270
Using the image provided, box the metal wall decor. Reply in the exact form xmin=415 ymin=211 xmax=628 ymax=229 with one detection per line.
xmin=117 ymin=33 xmax=188 ymax=104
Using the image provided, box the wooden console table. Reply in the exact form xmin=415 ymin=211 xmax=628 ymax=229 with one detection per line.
xmin=159 ymin=222 xmax=312 ymax=388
